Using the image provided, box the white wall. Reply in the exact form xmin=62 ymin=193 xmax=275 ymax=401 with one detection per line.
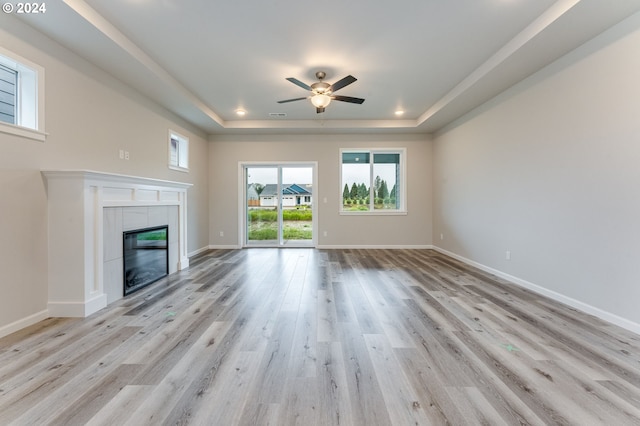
xmin=0 ymin=15 xmax=209 ymax=336
xmin=432 ymin=12 xmax=640 ymax=331
xmin=209 ymin=133 xmax=432 ymax=248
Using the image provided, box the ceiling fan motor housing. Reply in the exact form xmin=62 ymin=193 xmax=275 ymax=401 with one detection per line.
xmin=311 ymin=81 xmax=330 ymax=94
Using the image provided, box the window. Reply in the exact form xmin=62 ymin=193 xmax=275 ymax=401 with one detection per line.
xmin=0 ymin=47 xmax=45 ymax=141
xmin=168 ymin=130 xmax=189 ymax=171
xmin=0 ymin=64 xmax=18 ymax=125
xmin=341 ymin=148 xmax=406 ymax=214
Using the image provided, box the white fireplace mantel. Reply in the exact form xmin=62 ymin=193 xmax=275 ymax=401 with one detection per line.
xmin=42 ymin=170 xmax=192 ymax=317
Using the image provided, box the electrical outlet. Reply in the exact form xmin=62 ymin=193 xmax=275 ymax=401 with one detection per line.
xmin=219 ymin=231 xmax=224 ymax=237
xmin=323 ymin=231 xmax=328 ymax=237
xmin=119 ymin=149 xmax=124 ymax=159
xmin=124 ymin=151 xmax=130 ymax=160
xmin=505 ymin=250 xmax=511 ymax=260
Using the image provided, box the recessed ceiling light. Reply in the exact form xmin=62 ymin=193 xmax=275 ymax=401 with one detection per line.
xmin=394 ymin=110 xmax=405 ymax=116
xmin=236 ymin=109 xmax=246 ymax=116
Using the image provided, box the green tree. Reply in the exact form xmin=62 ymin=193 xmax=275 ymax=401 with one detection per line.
xmin=350 ymin=183 xmax=358 ymax=199
xmin=357 ymin=183 xmax=368 ymax=199
xmin=390 ymin=184 xmax=396 ymax=199
xmin=378 ymin=180 xmax=389 ymax=200
xmin=343 ymin=183 xmax=350 ymax=201
xmin=374 ymin=175 xmax=382 ymax=193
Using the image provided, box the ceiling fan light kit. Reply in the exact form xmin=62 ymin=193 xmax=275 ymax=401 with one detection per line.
xmin=278 ymin=71 xmax=365 ymax=113
xmin=311 ymin=94 xmax=331 ymax=108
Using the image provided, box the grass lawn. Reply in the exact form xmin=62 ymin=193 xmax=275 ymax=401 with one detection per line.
xmin=248 ymin=221 xmax=312 ymax=240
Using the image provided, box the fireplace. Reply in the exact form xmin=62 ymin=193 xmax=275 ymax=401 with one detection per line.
xmin=123 ymin=225 xmax=169 ymax=296
xmin=42 ymin=170 xmax=191 ymax=317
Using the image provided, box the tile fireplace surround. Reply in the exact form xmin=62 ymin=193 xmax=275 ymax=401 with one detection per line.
xmin=42 ymin=170 xmax=192 ymax=317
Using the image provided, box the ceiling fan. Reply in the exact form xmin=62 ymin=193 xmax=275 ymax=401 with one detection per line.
xmin=277 ymin=71 xmax=365 ymax=113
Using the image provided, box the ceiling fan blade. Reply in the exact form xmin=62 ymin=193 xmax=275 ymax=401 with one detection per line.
xmin=277 ymin=97 xmax=308 ymax=103
xmin=285 ymin=77 xmax=312 ymax=91
xmin=316 ymin=107 xmax=325 ymax=114
xmin=332 ymin=95 xmax=365 ymax=104
xmin=329 ymin=75 xmax=357 ymax=93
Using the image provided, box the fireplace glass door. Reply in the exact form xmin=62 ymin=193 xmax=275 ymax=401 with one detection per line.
xmin=123 ymin=225 xmax=169 ymax=295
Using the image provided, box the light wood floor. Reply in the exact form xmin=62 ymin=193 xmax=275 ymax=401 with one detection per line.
xmin=1 ymin=249 xmax=640 ymax=425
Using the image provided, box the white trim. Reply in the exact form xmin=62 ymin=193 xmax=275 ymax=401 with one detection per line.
xmin=41 ymin=169 xmax=192 ymax=189
xmin=178 ymin=257 xmax=190 ymax=269
xmin=317 ymin=244 xmax=434 ymax=250
xmin=48 ymin=293 xmax=108 ymax=318
xmin=339 ymin=211 xmax=408 ymax=216
xmin=209 ymin=244 xmax=242 ymax=250
xmin=188 ymin=246 xmax=211 ymax=258
xmin=0 ymin=122 xmax=47 ymax=142
xmin=169 ymin=165 xmax=189 ymax=173
xmin=0 ymin=309 xmax=49 ymax=339
xmin=432 ymin=246 xmax=640 ymax=336
xmin=213 ymin=244 xmax=432 ymax=250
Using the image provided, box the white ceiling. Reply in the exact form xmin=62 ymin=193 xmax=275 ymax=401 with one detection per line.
xmin=17 ymin=0 xmax=640 ymax=135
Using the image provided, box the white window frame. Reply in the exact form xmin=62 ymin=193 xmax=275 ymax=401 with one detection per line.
xmin=0 ymin=46 xmax=46 ymax=142
xmin=168 ymin=130 xmax=189 ymax=172
xmin=340 ymin=148 xmax=407 ymax=215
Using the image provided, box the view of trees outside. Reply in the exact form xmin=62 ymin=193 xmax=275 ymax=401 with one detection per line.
xmin=342 ymin=154 xmax=399 ymax=210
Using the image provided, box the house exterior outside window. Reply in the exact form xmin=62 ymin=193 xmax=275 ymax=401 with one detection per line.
xmin=0 ymin=63 xmax=18 ymax=125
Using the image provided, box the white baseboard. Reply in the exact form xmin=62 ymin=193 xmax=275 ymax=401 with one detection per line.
xmin=188 ymin=246 xmax=211 ymax=258
xmin=207 ymin=244 xmax=242 ymax=250
xmin=48 ymin=293 xmax=108 ymax=318
xmin=432 ymin=246 xmax=640 ymax=336
xmin=317 ymin=244 xmax=434 ymax=249
xmin=200 ymin=244 xmax=434 ymax=251
xmin=0 ymin=309 xmax=49 ymax=339
xmin=178 ymin=256 xmax=190 ymax=269
xmin=188 ymin=245 xmax=242 ymax=257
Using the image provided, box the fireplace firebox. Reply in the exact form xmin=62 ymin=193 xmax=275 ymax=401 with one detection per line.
xmin=123 ymin=225 xmax=169 ymax=296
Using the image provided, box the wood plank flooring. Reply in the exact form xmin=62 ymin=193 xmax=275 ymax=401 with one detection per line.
xmin=1 ymin=248 xmax=640 ymax=425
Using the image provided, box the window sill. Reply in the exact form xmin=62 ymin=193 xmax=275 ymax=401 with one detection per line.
xmin=169 ymin=165 xmax=189 ymax=173
xmin=340 ymin=210 xmax=408 ymax=216
xmin=0 ymin=122 xmax=46 ymax=142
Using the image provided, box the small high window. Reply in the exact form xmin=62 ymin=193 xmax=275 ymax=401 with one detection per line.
xmin=0 ymin=47 xmax=45 ymax=141
xmin=168 ymin=130 xmax=189 ymax=172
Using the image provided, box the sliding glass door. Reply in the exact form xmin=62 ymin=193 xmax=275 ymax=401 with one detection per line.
xmin=246 ymin=166 xmax=279 ymax=245
xmin=244 ymin=164 xmax=315 ymax=247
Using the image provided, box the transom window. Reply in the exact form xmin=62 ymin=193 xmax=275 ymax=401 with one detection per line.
xmin=340 ymin=148 xmax=406 ymax=214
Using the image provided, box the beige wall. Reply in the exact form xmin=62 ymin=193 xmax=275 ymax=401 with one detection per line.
xmin=0 ymin=15 xmax=209 ymax=334
xmin=432 ymin=12 xmax=640 ymax=330
xmin=209 ymin=133 xmax=432 ymax=248
xmin=5 ymin=6 xmax=638 ymax=338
